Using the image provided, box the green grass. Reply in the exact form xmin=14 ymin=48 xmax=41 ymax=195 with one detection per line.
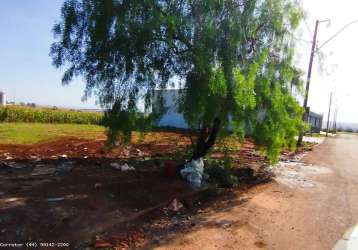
xmin=0 ymin=123 xmax=106 ymax=145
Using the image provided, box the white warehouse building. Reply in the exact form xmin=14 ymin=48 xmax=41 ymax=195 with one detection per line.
xmin=153 ymin=89 xmax=323 ymax=133
xmin=154 ymin=89 xmax=188 ymax=129
xmin=0 ymin=91 xmax=6 ymax=106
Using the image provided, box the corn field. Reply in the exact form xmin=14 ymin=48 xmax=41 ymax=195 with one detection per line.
xmin=0 ymin=106 xmax=103 ymax=125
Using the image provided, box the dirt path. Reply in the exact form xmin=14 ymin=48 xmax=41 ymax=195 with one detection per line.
xmin=153 ymin=134 xmax=358 ymax=250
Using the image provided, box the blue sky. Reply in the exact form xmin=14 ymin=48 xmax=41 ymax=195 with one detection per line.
xmin=0 ymin=0 xmax=97 ymax=108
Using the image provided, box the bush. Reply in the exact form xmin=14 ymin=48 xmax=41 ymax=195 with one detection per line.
xmin=0 ymin=106 xmax=103 ymax=125
xmin=205 ymin=165 xmax=239 ymax=188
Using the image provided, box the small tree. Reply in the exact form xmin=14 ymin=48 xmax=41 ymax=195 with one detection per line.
xmin=51 ymin=0 xmax=304 ymax=163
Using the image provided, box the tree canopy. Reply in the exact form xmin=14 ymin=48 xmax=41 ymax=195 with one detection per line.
xmin=51 ymin=0 xmax=304 ymax=163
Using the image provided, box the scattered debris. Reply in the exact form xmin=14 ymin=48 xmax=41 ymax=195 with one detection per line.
xmin=110 ymin=163 xmax=135 ymax=171
xmin=274 ymin=162 xmax=332 ymax=189
xmin=220 ymin=221 xmax=232 ymax=229
xmin=110 ymin=233 xmax=127 ymax=242
xmin=32 ymin=164 xmax=56 ymax=176
xmin=136 ymin=149 xmax=144 ymax=157
xmin=167 ymin=199 xmax=184 ymax=212
xmin=0 ymin=132 xmax=276 ymax=247
xmin=94 ymin=183 xmax=103 ymax=190
xmin=4 ymin=162 xmax=27 ymax=169
xmin=122 ymin=148 xmax=130 ymax=157
xmin=47 ymin=197 xmax=65 ymax=202
xmin=55 ymin=161 xmax=75 ymax=175
xmin=110 ymin=162 xmax=121 ymax=169
xmin=95 ymin=238 xmax=113 ymax=249
xmin=29 ymin=155 xmax=40 ymax=161
xmin=180 ymin=158 xmax=206 ymax=188
xmin=4 ymin=197 xmax=22 ymax=203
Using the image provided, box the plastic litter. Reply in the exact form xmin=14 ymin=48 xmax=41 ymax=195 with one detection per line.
xmin=110 ymin=163 xmax=135 ymax=171
xmin=180 ymin=158 xmax=207 ymax=188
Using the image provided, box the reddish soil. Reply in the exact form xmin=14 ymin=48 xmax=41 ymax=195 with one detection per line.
xmin=0 ymin=132 xmax=265 ymax=167
xmin=0 ymin=132 xmax=269 ymax=249
xmin=153 ymin=135 xmax=358 ymax=250
xmin=0 ymin=131 xmax=193 ymax=161
xmin=0 ymin=159 xmax=197 ymax=249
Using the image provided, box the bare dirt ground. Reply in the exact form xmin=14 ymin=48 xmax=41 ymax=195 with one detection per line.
xmin=155 ymin=134 xmax=358 ymax=250
xmin=0 ymin=131 xmax=272 ymax=249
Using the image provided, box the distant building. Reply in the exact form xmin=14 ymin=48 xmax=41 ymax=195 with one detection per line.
xmin=154 ymin=90 xmax=324 ymax=134
xmin=153 ymin=89 xmax=188 ymax=129
xmin=307 ymin=111 xmax=323 ymax=133
xmin=0 ymin=91 xmax=6 ymax=106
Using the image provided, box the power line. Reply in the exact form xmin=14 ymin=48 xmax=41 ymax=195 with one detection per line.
xmin=317 ymin=19 xmax=358 ymax=50
xmin=303 ymin=17 xmax=314 ymax=39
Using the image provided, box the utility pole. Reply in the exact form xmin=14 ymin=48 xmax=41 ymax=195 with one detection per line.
xmin=297 ymin=20 xmax=320 ymax=147
xmin=326 ymin=92 xmax=333 ymax=137
xmin=296 ymin=18 xmax=358 ymax=143
xmin=333 ymin=108 xmax=338 ymax=134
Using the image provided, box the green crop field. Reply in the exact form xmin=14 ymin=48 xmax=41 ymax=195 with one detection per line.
xmin=0 ymin=106 xmax=103 ymax=125
xmin=0 ymin=123 xmax=105 ymax=145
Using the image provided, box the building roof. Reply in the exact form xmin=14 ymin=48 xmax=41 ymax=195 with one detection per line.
xmin=309 ymin=111 xmax=323 ymax=119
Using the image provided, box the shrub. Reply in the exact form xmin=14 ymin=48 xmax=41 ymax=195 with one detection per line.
xmin=205 ymin=165 xmax=239 ymax=188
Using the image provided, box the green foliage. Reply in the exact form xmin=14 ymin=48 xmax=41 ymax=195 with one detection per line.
xmin=0 ymin=106 xmax=103 ymax=125
xmin=205 ymin=165 xmax=239 ymax=188
xmin=253 ymin=91 xmax=304 ymax=163
xmin=52 ymin=0 xmax=304 ymax=162
xmin=209 ymin=68 xmax=227 ymax=97
xmin=233 ymin=64 xmax=258 ymax=110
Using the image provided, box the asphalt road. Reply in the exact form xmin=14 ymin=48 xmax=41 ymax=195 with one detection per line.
xmin=154 ymin=134 xmax=358 ymax=250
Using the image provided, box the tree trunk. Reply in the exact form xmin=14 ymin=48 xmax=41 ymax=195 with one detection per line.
xmin=297 ymin=110 xmax=307 ymax=147
xmin=192 ymin=118 xmax=221 ymax=160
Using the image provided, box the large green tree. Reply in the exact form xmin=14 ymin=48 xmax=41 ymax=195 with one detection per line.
xmin=51 ymin=0 xmax=304 ymax=163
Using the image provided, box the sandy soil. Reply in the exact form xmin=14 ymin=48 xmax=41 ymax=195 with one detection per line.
xmin=153 ymin=134 xmax=358 ymax=250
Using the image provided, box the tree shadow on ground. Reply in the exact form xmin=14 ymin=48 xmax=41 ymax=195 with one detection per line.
xmin=0 ymin=148 xmax=271 ymax=249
